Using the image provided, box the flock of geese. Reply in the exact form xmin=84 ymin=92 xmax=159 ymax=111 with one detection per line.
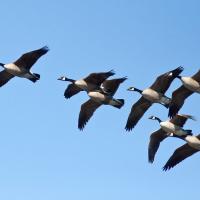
xmin=0 ymin=46 xmax=200 ymax=171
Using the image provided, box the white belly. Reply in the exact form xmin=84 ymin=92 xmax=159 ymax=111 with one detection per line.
xmin=75 ymin=79 xmax=88 ymax=90
xmin=88 ymin=91 xmax=106 ymax=102
xmin=4 ymin=63 xmax=24 ymax=76
xmin=160 ymin=121 xmax=187 ymax=136
xmin=182 ymin=77 xmax=200 ymax=93
xmin=187 ymin=136 xmax=200 ymax=150
xmin=142 ymin=88 xmax=160 ymax=102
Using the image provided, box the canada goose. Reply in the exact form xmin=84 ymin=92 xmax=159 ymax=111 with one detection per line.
xmin=0 ymin=46 xmax=49 ymax=87
xmin=148 ymin=114 xmax=195 ymax=163
xmin=168 ymin=69 xmax=200 ymax=118
xmin=58 ymin=70 xmax=115 ymax=99
xmin=78 ymin=77 xmax=127 ymax=130
xmin=125 ymin=67 xmax=184 ymax=131
xmin=163 ymin=133 xmax=200 ymax=171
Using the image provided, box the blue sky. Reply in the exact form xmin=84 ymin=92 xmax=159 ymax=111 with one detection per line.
xmin=1 ymin=0 xmax=200 ymax=199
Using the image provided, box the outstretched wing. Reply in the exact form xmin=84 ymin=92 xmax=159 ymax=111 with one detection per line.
xmin=163 ymin=143 xmax=199 ymax=171
xmin=148 ymin=129 xmax=168 ymax=163
xmin=150 ymin=66 xmax=183 ymax=94
xmin=125 ymin=97 xmax=152 ymax=131
xmin=64 ymin=84 xmax=83 ymax=99
xmin=78 ymin=99 xmax=101 ymax=130
xmin=170 ymin=114 xmax=195 ymax=127
xmin=14 ymin=46 xmax=49 ymax=70
xmin=191 ymin=70 xmax=200 ymax=83
xmin=0 ymin=70 xmax=15 ymax=87
xmin=168 ymin=86 xmax=193 ymax=118
xmin=84 ymin=70 xmax=115 ymax=87
xmin=101 ymin=77 xmax=127 ymax=96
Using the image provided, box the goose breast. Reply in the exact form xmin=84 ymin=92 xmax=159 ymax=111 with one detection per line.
xmin=182 ymin=77 xmax=200 ymax=93
xmin=142 ymin=88 xmax=160 ymax=102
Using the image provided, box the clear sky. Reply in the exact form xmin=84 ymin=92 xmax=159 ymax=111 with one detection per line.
xmin=1 ymin=0 xmax=200 ymax=199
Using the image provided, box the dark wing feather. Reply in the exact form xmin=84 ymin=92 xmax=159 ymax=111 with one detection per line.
xmin=170 ymin=114 xmax=195 ymax=127
xmin=0 ymin=70 xmax=15 ymax=87
xmin=148 ymin=129 xmax=168 ymax=163
xmin=168 ymin=86 xmax=193 ymax=118
xmin=125 ymin=97 xmax=152 ymax=131
xmin=78 ymin=99 xmax=101 ymax=130
xmin=191 ymin=70 xmax=200 ymax=82
xmin=14 ymin=46 xmax=49 ymax=70
xmin=196 ymin=134 xmax=200 ymax=140
xmin=150 ymin=66 xmax=183 ymax=94
xmin=163 ymin=143 xmax=199 ymax=171
xmin=101 ymin=77 xmax=127 ymax=96
xmin=64 ymin=84 xmax=83 ymax=99
xmin=84 ymin=70 xmax=115 ymax=87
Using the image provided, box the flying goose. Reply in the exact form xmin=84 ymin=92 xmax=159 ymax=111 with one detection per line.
xmin=78 ymin=77 xmax=127 ymax=130
xmin=163 ymin=133 xmax=200 ymax=171
xmin=0 ymin=46 xmax=49 ymax=87
xmin=148 ymin=114 xmax=195 ymax=163
xmin=58 ymin=70 xmax=115 ymax=99
xmin=125 ymin=67 xmax=184 ymax=131
xmin=168 ymin=69 xmax=200 ymax=118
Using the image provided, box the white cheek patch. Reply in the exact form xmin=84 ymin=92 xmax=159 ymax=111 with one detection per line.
xmin=169 ymin=72 xmax=173 ymax=76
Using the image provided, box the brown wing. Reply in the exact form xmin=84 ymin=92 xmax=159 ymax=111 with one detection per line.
xmin=148 ymin=129 xmax=168 ymax=163
xmin=101 ymin=77 xmax=127 ymax=96
xmin=196 ymin=134 xmax=200 ymax=140
xmin=163 ymin=143 xmax=199 ymax=171
xmin=14 ymin=46 xmax=49 ymax=70
xmin=191 ymin=70 xmax=200 ymax=82
xmin=78 ymin=99 xmax=101 ymax=130
xmin=170 ymin=114 xmax=195 ymax=127
xmin=84 ymin=70 xmax=115 ymax=86
xmin=0 ymin=70 xmax=15 ymax=87
xmin=125 ymin=97 xmax=152 ymax=131
xmin=64 ymin=84 xmax=83 ymax=99
xmin=150 ymin=66 xmax=183 ymax=94
xmin=168 ymin=86 xmax=193 ymax=118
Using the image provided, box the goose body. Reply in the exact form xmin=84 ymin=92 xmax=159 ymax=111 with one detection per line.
xmin=74 ymin=79 xmax=89 ymax=90
xmin=148 ymin=114 xmax=194 ymax=163
xmin=168 ymin=70 xmax=200 ymax=118
xmin=88 ymin=91 xmax=107 ymax=102
xmin=179 ymin=76 xmax=200 ymax=93
xmin=88 ymin=91 xmax=123 ymax=107
xmin=0 ymin=46 xmax=49 ymax=86
xmin=4 ymin=63 xmax=22 ymax=76
xmin=186 ymin=135 xmax=200 ymax=149
xmin=58 ymin=70 xmax=115 ymax=99
xmin=4 ymin=63 xmax=37 ymax=80
xmin=163 ymin=134 xmax=200 ymax=170
xmin=78 ymin=77 xmax=126 ymax=130
xmin=125 ymin=66 xmax=184 ymax=131
xmin=159 ymin=121 xmax=189 ymax=136
xmin=142 ymin=88 xmax=170 ymax=105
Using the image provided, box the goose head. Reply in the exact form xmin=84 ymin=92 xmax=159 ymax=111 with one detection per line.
xmin=127 ymin=87 xmax=142 ymax=93
xmin=58 ymin=76 xmax=68 ymax=81
xmin=57 ymin=76 xmax=75 ymax=83
xmin=0 ymin=63 xmax=5 ymax=68
xmin=148 ymin=115 xmax=162 ymax=123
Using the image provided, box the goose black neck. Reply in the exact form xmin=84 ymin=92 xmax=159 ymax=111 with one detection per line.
xmin=134 ymin=88 xmax=143 ymax=94
xmin=0 ymin=63 xmax=5 ymax=67
xmin=66 ymin=78 xmax=75 ymax=83
xmin=176 ymin=75 xmax=182 ymax=80
xmin=155 ymin=117 xmax=162 ymax=123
